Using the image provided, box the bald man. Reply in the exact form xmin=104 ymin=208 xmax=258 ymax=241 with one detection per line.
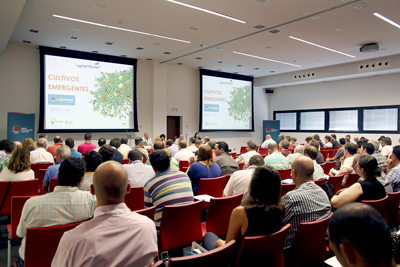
xmin=52 ymin=161 xmax=157 ymax=267
xmin=282 ymin=156 xmax=331 ymax=255
xmin=261 ymin=134 xmax=276 ymax=148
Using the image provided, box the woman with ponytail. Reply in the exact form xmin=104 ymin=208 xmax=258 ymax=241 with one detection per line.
xmin=331 ymin=153 xmax=386 ymax=209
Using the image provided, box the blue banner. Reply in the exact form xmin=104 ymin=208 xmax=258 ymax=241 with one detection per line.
xmin=7 ymin=113 xmax=35 ymax=142
xmin=263 ymin=120 xmax=280 ymax=144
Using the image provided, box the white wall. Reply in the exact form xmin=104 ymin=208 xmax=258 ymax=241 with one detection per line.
xmin=266 ymin=73 xmax=400 ymax=144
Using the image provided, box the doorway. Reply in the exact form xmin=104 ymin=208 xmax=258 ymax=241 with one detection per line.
xmin=167 ymin=116 xmax=180 ymax=141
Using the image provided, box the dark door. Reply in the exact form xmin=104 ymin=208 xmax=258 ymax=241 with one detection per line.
xmin=167 ymin=116 xmax=180 ymax=140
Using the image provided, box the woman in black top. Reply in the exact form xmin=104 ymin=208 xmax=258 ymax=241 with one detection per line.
xmin=331 ymin=154 xmax=386 ymax=209
xmin=203 ymin=166 xmax=286 ymax=250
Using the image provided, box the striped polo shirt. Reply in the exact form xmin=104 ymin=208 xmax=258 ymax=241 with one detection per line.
xmin=264 ymin=151 xmax=290 ymax=169
xmin=144 ymin=168 xmax=194 ymax=229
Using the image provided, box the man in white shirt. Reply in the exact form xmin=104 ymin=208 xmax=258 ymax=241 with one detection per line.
xmin=174 ymin=141 xmax=194 ymax=162
xmin=30 ymin=138 xmax=54 ymax=164
xmin=287 ymin=145 xmax=304 ymax=166
xmin=143 ymin=132 xmax=152 ymax=146
xmin=186 ymin=137 xmax=198 ymax=153
xmin=203 ymin=136 xmax=210 ymax=145
xmin=329 ymin=143 xmax=357 ymax=186
xmin=381 ymin=137 xmax=393 ymax=156
xmin=223 ymin=155 xmax=264 ymax=198
xmin=261 ymin=134 xmax=276 ymax=148
xmin=52 ymin=161 xmax=157 ymax=267
xmin=124 ymin=149 xmax=155 ymax=187
xmin=175 ymin=134 xmax=185 ymax=145
xmin=304 ymin=146 xmax=324 ymax=180
xmin=166 ymin=139 xmax=179 ymax=157
xmin=120 ymin=137 xmax=132 ymax=153
xmin=236 ymin=140 xmax=260 ymax=169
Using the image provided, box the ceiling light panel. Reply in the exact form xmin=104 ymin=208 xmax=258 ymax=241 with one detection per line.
xmin=374 ymin=13 xmax=400 ymax=29
xmin=233 ymin=51 xmax=302 ymax=67
xmin=289 ymin=36 xmax=356 ymax=58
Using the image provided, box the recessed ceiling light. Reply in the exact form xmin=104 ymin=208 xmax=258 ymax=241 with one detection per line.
xmin=29 ymin=29 xmax=39 ymax=33
xmin=237 ymin=64 xmax=242 ymax=67
xmin=196 ymin=57 xmax=202 ymax=60
xmin=333 ymin=28 xmax=342 ymax=32
xmin=189 ymin=27 xmax=198 ymax=31
xmin=105 ymin=42 xmax=113 ymax=45
xmin=353 ymin=3 xmax=368 ymax=9
xmin=200 ymin=44 xmax=209 ymax=47
xmin=254 ymin=25 xmax=265 ymax=29
xmin=166 ymin=0 xmax=246 ymax=23
xmin=136 ymin=47 xmax=144 ymax=50
xmin=164 ymin=52 xmax=171 ymax=54
xmin=92 ymin=51 xmax=99 ymax=53
xmin=22 ymin=40 xmax=31 ymax=43
xmin=266 ymin=46 xmax=272 ymax=49
xmin=218 ymin=61 xmax=223 ymax=63
xmin=53 ymin=14 xmax=191 ymax=44
xmin=374 ymin=13 xmax=400 ymax=29
xmin=215 ymin=47 xmax=223 ymax=50
xmin=71 ymin=36 xmax=78 ymax=39
xmin=254 ymin=68 xmax=259 ymax=70
xmin=146 ymin=58 xmax=153 ymax=61
xmin=289 ymin=36 xmax=355 ymax=58
xmin=177 ymin=63 xmax=183 ymax=65
xmin=270 ymin=71 xmax=275 ymax=73
xmin=93 ymin=4 xmax=107 ymax=10
xmin=233 ymin=51 xmax=302 ymax=67
xmin=59 ymin=46 xmax=67 ymax=49
xmin=269 ymin=29 xmax=280 ymax=34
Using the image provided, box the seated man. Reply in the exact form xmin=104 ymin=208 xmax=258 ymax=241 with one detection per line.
xmin=264 ymin=142 xmax=290 ymax=169
xmin=143 ymin=132 xmax=152 ymax=146
xmin=47 ymin=136 xmax=63 ymax=157
xmin=110 ymin=137 xmax=127 ymax=160
xmin=236 ymin=140 xmax=260 ymax=169
xmin=261 ymin=134 xmax=276 ymax=148
xmin=166 ymin=139 xmax=179 ymax=157
xmin=124 ymin=149 xmax=155 ymax=187
xmin=286 ymin=145 xmax=304 ymax=167
xmin=328 ymin=202 xmax=396 ymax=267
xmin=65 ymin=137 xmax=82 ymax=159
xmin=370 ymin=140 xmax=388 ymax=169
xmin=387 ymin=145 xmax=400 ymax=192
xmin=30 ymin=138 xmax=54 ymax=164
xmin=310 ymin=139 xmax=325 ymax=164
xmin=280 ymin=140 xmax=292 ymax=157
xmin=304 ymin=146 xmax=325 ymax=180
xmin=42 ymin=145 xmax=71 ymax=192
xmin=329 ymin=143 xmax=357 ymax=186
xmin=186 ymin=137 xmax=198 ymax=153
xmin=133 ymin=137 xmax=149 ymax=158
xmin=223 ymin=155 xmax=264 ymax=198
xmin=291 ymin=137 xmax=299 ymax=150
xmin=99 ymin=144 xmax=114 ymax=162
xmin=93 ymin=137 xmax=106 ymax=152
xmin=173 ymin=140 xmax=194 ymax=163
xmin=326 ymin=138 xmax=346 ymax=168
xmin=381 ymin=137 xmax=393 ymax=156
xmin=77 ymin=132 xmax=97 ymax=155
xmin=214 ymin=141 xmax=239 ymax=175
xmin=0 ymin=141 xmax=16 ymax=171
xmin=144 ymin=150 xmax=194 ymax=230
xmin=324 ymin=135 xmax=333 ymax=148
xmin=17 ymin=157 xmax=96 ymax=267
xmin=120 ymin=137 xmax=132 ymax=153
xmin=175 ymin=134 xmax=185 ymax=145
xmin=284 ymin=136 xmax=294 ymax=153
xmin=330 ymin=134 xmax=340 ymax=149
xmin=52 ymin=161 xmax=157 ymax=267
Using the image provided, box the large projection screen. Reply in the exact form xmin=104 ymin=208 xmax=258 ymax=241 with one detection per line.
xmin=199 ymin=69 xmax=254 ymax=132
xmin=39 ymin=46 xmax=138 ymax=133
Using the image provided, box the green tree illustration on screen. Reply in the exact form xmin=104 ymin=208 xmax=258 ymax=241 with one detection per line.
xmin=227 ymin=85 xmax=252 ymax=121
xmin=89 ymin=68 xmax=133 ymax=120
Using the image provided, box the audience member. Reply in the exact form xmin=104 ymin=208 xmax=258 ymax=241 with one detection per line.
xmin=30 ymin=138 xmax=54 ymax=164
xmin=313 ymin=134 xmax=324 ymax=148
xmin=194 ymin=139 xmax=203 ymax=156
xmin=43 ymin=145 xmax=71 ymax=192
xmin=330 ymin=134 xmax=340 ymax=149
xmin=286 ymin=145 xmax=304 ymax=166
xmin=110 ymin=137 xmax=127 ymax=160
xmin=278 ymin=135 xmax=284 ymax=143
xmin=186 ymin=137 xmax=198 ymax=153
xmin=264 ymin=142 xmax=290 ymax=169
xmin=357 ymin=140 xmax=366 ymax=154
xmin=65 ymin=137 xmax=82 ymax=159
xmin=14 ymin=141 xmax=22 ymax=148
xmin=79 ymin=151 xmax=102 ymax=191
xmin=203 ymin=136 xmax=210 ymax=145
xmin=166 ymin=139 xmax=179 ymax=157
xmin=207 ymin=140 xmax=218 ymax=160
xmin=133 ymin=137 xmax=149 ymax=158
xmin=261 ymin=134 xmax=276 ymax=148
xmin=22 ymin=138 xmax=35 ymax=152
xmin=304 ymin=136 xmax=313 ymax=147
xmin=387 ymin=145 xmax=400 ymax=192
xmin=173 ymin=140 xmax=194 ymax=163
xmin=304 ymin=146 xmax=325 ymax=180
xmin=0 ymin=141 xmax=16 ymax=171
xmin=236 ymin=140 xmax=260 ymax=169
xmin=120 ymin=137 xmax=132 ymax=153
xmin=52 ymin=161 xmax=157 ymax=267
xmin=194 ymin=132 xmax=201 ymax=140
xmin=326 ymin=137 xmax=346 ymax=168
xmin=77 ymin=133 xmax=97 ymax=155
xmin=164 ymin=148 xmax=179 ymax=171
xmin=324 ymin=135 xmax=333 ymax=148
xmin=284 ymin=136 xmax=294 ymax=153
xmin=370 ymin=140 xmax=387 ymax=168
xmin=93 ymin=137 xmax=106 ymax=152
xmin=47 ymin=136 xmax=63 ymax=157
xmin=175 ymin=134 xmax=185 ymax=145
xmin=124 ymin=149 xmax=155 ymax=187
xmin=214 ymin=141 xmax=239 ymax=175
xmin=99 ymin=144 xmax=114 ymax=162
xmin=0 ymin=139 xmax=11 ymax=160
xmin=280 ymin=140 xmax=292 ymax=157
xmin=0 ymin=148 xmax=34 ymax=181
xmin=330 ymin=143 xmax=357 ymax=186
xmin=143 ymin=132 xmax=152 ymax=146
xmin=291 ymin=137 xmax=299 ymax=150
xmin=310 ymin=139 xmax=325 ymax=164
xmin=382 ymin=137 xmax=393 ymax=156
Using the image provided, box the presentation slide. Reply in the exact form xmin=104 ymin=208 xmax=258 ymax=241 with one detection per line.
xmin=200 ymin=70 xmax=254 ymax=131
xmin=40 ymin=47 xmax=137 ymax=132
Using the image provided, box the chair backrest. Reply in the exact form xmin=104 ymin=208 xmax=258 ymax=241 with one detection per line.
xmin=169 ymin=240 xmax=236 ymax=267
xmin=197 ymin=176 xmax=227 ymax=197
xmin=134 ymin=206 xmax=156 ymax=220
xmin=291 ymin=213 xmax=333 ymax=267
xmin=330 ymin=149 xmax=339 ymax=157
xmin=236 ymin=224 xmax=291 ymax=267
xmin=238 ymin=162 xmax=244 ymax=170
xmin=179 ymin=160 xmax=189 ymax=171
xmin=320 ymin=147 xmax=332 ymax=151
xmin=240 ymin=146 xmax=247 ymax=155
xmin=24 ymin=221 xmax=83 ymax=267
xmin=384 ymin=191 xmax=400 ymax=229
xmin=314 ymin=178 xmax=326 ymax=187
xmin=206 ymin=193 xmax=243 ymax=237
xmin=124 ymin=186 xmax=145 ymax=211
xmin=324 ymin=161 xmax=336 ymax=175
xmin=319 ymin=163 xmax=326 ymax=172
xmin=142 ymin=157 xmax=147 ymax=164
xmin=362 ymin=195 xmax=389 ymax=215
xmin=9 ymin=196 xmax=34 ymax=241
xmin=259 ymin=148 xmax=269 ymax=156
xmin=229 ymin=152 xmax=237 ymax=159
xmin=277 ymin=168 xmax=291 ymax=180
xmin=327 ymin=174 xmax=345 ymax=194
xmin=320 ymin=150 xmax=329 ymax=162
xmin=0 ymin=180 xmax=39 ymax=216
xmin=281 ymin=183 xmax=296 ymax=197
xmin=150 ymin=260 xmax=164 ymax=267
xmin=122 ymin=158 xmax=129 ymax=164
xmin=159 ymin=200 xmax=204 ymax=252
xmin=49 ymin=178 xmax=58 ymax=193
xmin=344 ymin=173 xmax=360 ymax=188
xmin=181 ymin=166 xmax=189 ymax=173
xmin=38 ymin=169 xmax=47 ymax=194
xmin=31 ymin=162 xmax=53 ymax=178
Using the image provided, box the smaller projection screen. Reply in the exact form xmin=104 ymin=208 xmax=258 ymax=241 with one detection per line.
xmin=39 ymin=46 xmax=138 ymax=133
xmin=199 ymin=69 xmax=254 ymax=132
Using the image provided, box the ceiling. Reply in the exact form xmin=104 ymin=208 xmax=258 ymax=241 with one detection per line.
xmin=3 ymin=0 xmax=400 ymax=78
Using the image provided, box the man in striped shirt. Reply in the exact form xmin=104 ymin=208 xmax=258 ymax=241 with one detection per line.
xmin=264 ymin=142 xmax=290 ymax=169
xmin=144 ymin=150 xmax=194 ymax=230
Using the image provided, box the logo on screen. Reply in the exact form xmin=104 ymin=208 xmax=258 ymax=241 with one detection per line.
xmin=48 ymin=95 xmax=75 ymax=106
xmin=74 ymin=62 xmax=101 ymax=69
xmin=12 ymin=125 xmax=20 ymax=134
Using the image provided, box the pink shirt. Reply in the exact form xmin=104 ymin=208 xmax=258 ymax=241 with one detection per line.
xmin=51 ymin=203 xmax=158 ymax=267
xmin=77 ymin=143 xmax=97 ymax=155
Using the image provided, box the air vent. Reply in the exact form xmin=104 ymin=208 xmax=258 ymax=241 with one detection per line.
xmin=254 ymin=25 xmax=265 ymax=29
xmin=293 ymin=72 xmax=316 ymax=79
xmin=359 ymin=60 xmax=391 ymax=71
xmin=269 ymin=29 xmax=280 ymax=34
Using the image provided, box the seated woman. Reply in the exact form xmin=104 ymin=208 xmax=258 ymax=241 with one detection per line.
xmin=194 ymin=132 xmax=201 ymax=141
xmin=22 ymin=138 xmax=36 ymax=152
xmin=203 ymin=166 xmax=285 ymax=250
xmin=0 ymin=148 xmax=34 ymax=181
xmin=331 ymin=154 xmax=386 ymax=209
xmin=187 ymin=145 xmax=222 ymax=195
xmin=79 ymin=151 xmax=102 ymax=191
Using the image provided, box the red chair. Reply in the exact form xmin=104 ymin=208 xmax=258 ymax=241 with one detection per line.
xmin=0 ymin=180 xmax=39 ymax=217
xmin=229 ymin=152 xmax=237 ymax=159
xmin=24 ymin=221 xmax=84 ymax=267
xmin=159 ymin=200 xmax=204 ymax=252
xmin=7 ymin=196 xmax=35 ymax=267
xmin=236 ymin=224 xmax=291 ymax=267
xmin=150 ymin=261 xmax=164 ymax=267
xmin=197 ymin=176 xmax=227 ymax=198
xmin=142 ymin=157 xmax=147 ymax=164
xmin=314 ymin=178 xmax=326 ymax=187
xmin=202 ymin=193 xmax=243 ymax=237
xmin=320 ymin=150 xmax=329 ymax=162
xmin=330 ymin=149 xmax=339 ymax=157
xmin=383 ymin=191 xmax=400 ymax=229
xmin=181 ymin=166 xmax=189 ymax=173
xmin=344 ymin=173 xmax=360 ymax=188
xmin=259 ymin=147 xmax=269 ymax=156
xmin=224 ymin=174 xmax=231 ymax=187
xmin=324 ymin=161 xmax=336 ymax=175
xmin=277 ymin=168 xmax=291 ymax=180
xmin=134 ymin=206 xmax=156 ymax=220
xmin=238 ymin=162 xmax=244 ymax=170
xmin=362 ymin=195 xmax=389 ymax=215
xmin=319 ymin=163 xmax=326 ymax=172
xmin=38 ymin=169 xmax=47 ymax=194
xmin=290 ymin=213 xmax=333 ymax=267
xmin=125 ymin=186 xmax=145 ymax=211
xmin=281 ymin=183 xmax=296 ymax=197
xmin=327 ymin=174 xmax=345 ymax=194
xmin=168 ymin=240 xmax=236 ymax=267
xmin=30 ymin=162 xmax=53 ymax=178
xmin=320 ymin=147 xmax=332 ymax=151
xmin=240 ymin=146 xmax=247 ymax=155
xmin=122 ymin=158 xmax=129 ymax=164
xmin=179 ymin=160 xmax=189 ymax=171
xmin=49 ymin=178 xmax=58 ymax=192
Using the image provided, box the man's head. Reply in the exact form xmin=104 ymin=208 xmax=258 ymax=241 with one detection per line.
xmin=370 ymin=140 xmax=380 ymax=152
xmin=128 ymin=149 xmax=143 ymax=163
xmin=166 ymin=139 xmax=174 ymax=147
xmin=325 ymin=135 xmax=331 ymax=143
xmin=345 ymin=134 xmax=351 ymax=140
xmin=195 ymin=140 xmax=203 ymax=148
xmin=99 ymin=144 xmax=114 ymax=162
xmin=354 ymin=136 xmax=360 ymax=143
xmin=278 ymin=135 xmax=284 ymax=141
xmin=294 ymin=145 xmax=304 ymax=155
xmin=189 ymin=137 xmax=196 ymax=145
xmin=135 ymin=137 xmax=143 ymax=147
xmin=305 ymin=136 xmax=313 ymax=144
xmin=309 ymin=139 xmax=320 ymax=150
xmin=57 ymin=157 xmax=86 ymax=187
xmin=304 ymin=145 xmax=318 ymax=160
xmin=345 ymin=138 xmax=350 ymax=144
xmin=14 ymin=141 xmax=22 ymax=148
xmin=153 ymin=141 xmax=165 ymax=150
xmin=150 ymin=150 xmax=170 ymax=173
xmin=291 ymin=136 xmax=297 ymax=144
xmin=248 ymin=155 xmax=265 ymax=167
xmin=362 ymin=143 xmax=374 ymax=155
xmin=339 ymin=138 xmax=346 ymax=146
xmin=179 ymin=134 xmax=184 ymax=141
xmin=291 ymin=156 xmax=314 ymax=184
xmin=160 ymin=134 xmax=166 ymax=141
xmin=345 ymin=143 xmax=358 ymax=156
xmin=392 ymin=145 xmax=400 ymax=164
xmin=36 ymin=138 xmax=48 ymax=148
xmin=328 ymin=203 xmax=393 ymax=267
xmin=331 ymin=134 xmax=337 ymax=141
xmin=208 ymin=140 xmax=216 ymax=149
xmin=55 ymin=145 xmax=71 ymax=161
xmin=98 ymin=138 xmax=106 ymax=147
xmin=84 ymin=132 xmax=92 ymax=141
xmin=121 ymin=137 xmax=129 ymax=145
xmin=110 ymin=137 xmax=121 ymax=149
xmin=265 ymin=134 xmax=271 ymax=140
xmin=144 ymin=132 xmax=149 ymax=139
xmin=281 ymin=140 xmax=290 ymax=150
xmin=38 ymin=133 xmax=47 ymax=139
xmin=0 ymin=139 xmax=11 ymax=150
xmin=178 ymin=140 xmax=187 ymax=150
xmin=84 ymin=151 xmax=102 ymax=172
xmin=313 ymin=134 xmax=321 ymax=141
xmin=267 ymin=142 xmax=279 ymax=154
xmin=54 ymin=136 xmax=62 ymax=144
xmin=284 ymin=136 xmax=291 ymax=142
xmin=247 ymin=140 xmax=257 ymax=151
xmin=4 ymin=141 xmax=16 ymax=155
xmin=65 ymin=137 xmax=75 ymax=149
xmin=383 ymin=137 xmax=392 ymax=146
xmin=203 ymin=136 xmax=210 ymax=144
xmin=92 ymin=161 xmax=130 ymax=206
xmin=215 ymin=141 xmax=229 ymax=156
